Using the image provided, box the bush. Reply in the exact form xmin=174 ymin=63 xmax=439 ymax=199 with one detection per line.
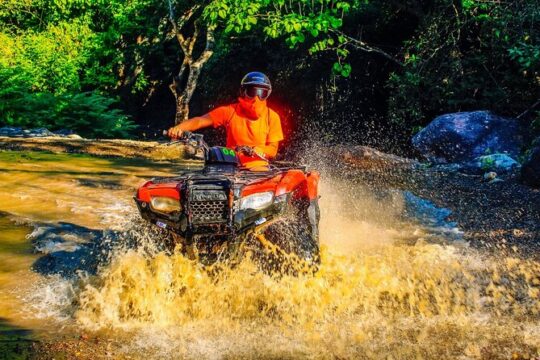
xmin=387 ymin=0 xmax=540 ymax=129
xmin=0 ymin=66 xmax=136 ymax=138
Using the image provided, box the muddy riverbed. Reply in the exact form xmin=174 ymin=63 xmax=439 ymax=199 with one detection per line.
xmin=0 ymin=149 xmax=539 ymax=359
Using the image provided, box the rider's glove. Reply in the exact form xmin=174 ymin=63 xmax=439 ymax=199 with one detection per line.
xmin=167 ymin=126 xmax=184 ymax=140
xmin=235 ymin=146 xmax=255 ymax=156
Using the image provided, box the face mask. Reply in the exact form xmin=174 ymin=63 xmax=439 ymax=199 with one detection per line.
xmin=238 ymin=96 xmax=267 ymax=119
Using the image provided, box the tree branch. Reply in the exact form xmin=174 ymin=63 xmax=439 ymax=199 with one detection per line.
xmin=189 ymin=19 xmax=200 ymax=55
xmin=517 ymin=99 xmax=540 ymax=121
xmin=332 ymin=30 xmax=404 ymax=67
xmin=167 ymin=0 xmax=201 ymax=53
xmin=193 ymin=28 xmax=215 ymax=68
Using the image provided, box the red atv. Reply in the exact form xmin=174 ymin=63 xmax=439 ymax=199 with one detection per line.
xmin=135 ymin=132 xmax=320 ymax=269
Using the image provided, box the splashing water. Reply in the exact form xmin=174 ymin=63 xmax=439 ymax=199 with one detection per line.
xmin=72 ymin=182 xmax=540 ymax=359
xmin=1 ymin=151 xmax=539 ymax=359
xmin=74 ymin=247 xmax=540 ymax=358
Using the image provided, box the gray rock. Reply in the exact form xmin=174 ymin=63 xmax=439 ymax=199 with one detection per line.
xmin=464 ymin=153 xmax=521 ymax=174
xmin=53 ymin=129 xmax=76 ymax=136
xmin=0 ymin=127 xmax=24 ymax=137
xmin=401 ymin=191 xmax=463 ymax=240
xmin=522 ymin=143 xmax=540 ymax=187
xmin=483 ymin=171 xmax=498 ymax=181
xmin=413 ymin=111 xmax=524 ymax=163
xmin=0 ymin=126 xmax=78 ymax=138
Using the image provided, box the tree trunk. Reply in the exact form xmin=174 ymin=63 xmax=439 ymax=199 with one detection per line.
xmin=167 ymin=3 xmax=214 ymax=124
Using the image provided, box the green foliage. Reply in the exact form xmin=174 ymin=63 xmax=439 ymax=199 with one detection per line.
xmin=0 ymin=21 xmax=95 ymax=93
xmin=388 ymin=0 xmax=540 ymax=129
xmin=205 ymin=0 xmax=362 ymax=75
xmin=0 ymin=0 xmax=146 ymax=137
xmin=1 ymin=0 xmax=538 ymax=143
xmin=0 ymin=66 xmax=136 ymax=138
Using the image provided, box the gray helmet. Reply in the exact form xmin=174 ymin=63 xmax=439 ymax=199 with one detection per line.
xmin=240 ymin=72 xmax=272 ymax=99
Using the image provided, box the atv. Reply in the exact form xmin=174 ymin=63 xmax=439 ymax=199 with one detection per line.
xmin=134 ymin=132 xmax=320 ymax=271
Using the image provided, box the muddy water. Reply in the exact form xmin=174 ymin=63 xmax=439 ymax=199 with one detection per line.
xmin=0 ymin=150 xmax=539 ymax=359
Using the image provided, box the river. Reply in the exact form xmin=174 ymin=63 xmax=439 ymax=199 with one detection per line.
xmin=0 ymin=150 xmax=538 ymax=359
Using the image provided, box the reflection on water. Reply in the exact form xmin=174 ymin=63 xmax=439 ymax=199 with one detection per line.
xmin=0 ymin=150 xmax=539 ymax=359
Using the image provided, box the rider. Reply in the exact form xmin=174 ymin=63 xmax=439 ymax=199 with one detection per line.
xmin=167 ymin=72 xmax=283 ymax=169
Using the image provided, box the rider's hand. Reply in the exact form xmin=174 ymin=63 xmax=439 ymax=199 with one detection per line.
xmin=236 ymin=146 xmax=255 ymax=156
xmin=167 ymin=126 xmax=183 ymax=140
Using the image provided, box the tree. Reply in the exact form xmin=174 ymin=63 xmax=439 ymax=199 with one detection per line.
xmin=0 ymin=0 xmax=137 ymax=138
xmin=209 ymin=0 xmax=402 ymax=76
xmin=167 ymin=1 xmax=215 ymax=123
xmin=166 ymin=0 xmax=405 ymax=123
xmin=387 ymin=0 xmax=540 ymax=129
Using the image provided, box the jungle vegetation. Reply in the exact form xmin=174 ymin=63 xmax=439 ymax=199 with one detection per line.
xmin=0 ymin=0 xmax=538 ymax=150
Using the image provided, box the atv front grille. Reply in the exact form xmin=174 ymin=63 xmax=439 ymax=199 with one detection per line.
xmin=190 ymin=200 xmax=228 ymax=224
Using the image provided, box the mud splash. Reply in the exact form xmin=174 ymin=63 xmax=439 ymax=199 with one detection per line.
xmin=1 ymin=151 xmax=539 ymax=359
xmin=71 ymin=183 xmax=540 ymax=359
xmin=76 ymin=249 xmax=539 ymax=358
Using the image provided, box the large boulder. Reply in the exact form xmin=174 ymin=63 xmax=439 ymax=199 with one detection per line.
xmin=413 ymin=111 xmax=524 ymax=163
xmin=522 ymin=144 xmax=540 ymax=187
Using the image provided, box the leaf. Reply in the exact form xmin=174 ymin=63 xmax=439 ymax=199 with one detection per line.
xmin=329 ymin=18 xmax=342 ymax=29
xmin=340 ymin=63 xmax=352 ymax=77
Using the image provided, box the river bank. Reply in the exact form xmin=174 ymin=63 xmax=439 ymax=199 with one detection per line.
xmin=0 ymin=136 xmax=187 ymax=161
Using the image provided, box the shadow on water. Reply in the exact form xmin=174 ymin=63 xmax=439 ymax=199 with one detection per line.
xmin=30 ymin=222 xmax=120 ymax=278
xmin=0 ymin=317 xmax=34 ymax=360
xmin=29 ymin=219 xmax=169 ymax=279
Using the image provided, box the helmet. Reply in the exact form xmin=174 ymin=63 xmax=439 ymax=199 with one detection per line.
xmin=240 ymin=72 xmax=272 ymax=100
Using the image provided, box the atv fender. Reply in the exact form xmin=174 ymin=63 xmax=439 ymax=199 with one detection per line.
xmin=275 ymin=170 xmax=308 ymax=197
xmin=137 ymin=181 xmax=181 ymax=203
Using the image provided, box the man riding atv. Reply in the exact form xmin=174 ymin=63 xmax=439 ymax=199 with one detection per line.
xmin=136 ymin=72 xmax=320 ymax=272
xmin=168 ymin=72 xmax=283 ymax=171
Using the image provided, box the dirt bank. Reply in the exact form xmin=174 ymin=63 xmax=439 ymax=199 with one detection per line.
xmin=332 ymin=150 xmax=540 ymax=259
xmin=0 ymin=136 xmax=187 ymax=161
xmin=412 ymin=169 xmax=540 ymax=259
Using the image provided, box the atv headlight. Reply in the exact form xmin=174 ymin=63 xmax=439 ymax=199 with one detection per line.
xmin=150 ymin=196 xmax=181 ymax=213
xmin=240 ymin=192 xmax=274 ymax=210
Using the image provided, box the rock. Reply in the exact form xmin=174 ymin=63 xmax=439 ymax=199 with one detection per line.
xmin=483 ymin=171 xmax=497 ymax=181
xmin=25 ymin=128 xmax=56 ymax=137
xmin=413 ymin=111 xmax=524 ymax=163
xmin=53 ymin=129 xmax=76 ymax=136
xmin=522 ymin=144 xmax=540 ymax=187
xmin=0 ymin=126 xmax=78 ymax=138
xmin=0 ymin=126 xmax=24 ymax=137
xmin=66 ymin=134 xmax=83 ymax=139
xmin=463 ymin=153 xmax=521 ymax=174
xmin=401 ymin=191 xmax=463 ymax=240
xmin=330 ymin=145 xmax=420 ymax=171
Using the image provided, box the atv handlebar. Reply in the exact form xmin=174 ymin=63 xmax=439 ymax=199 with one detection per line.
xmin=163 ymin=129 xmax=269 ymax=163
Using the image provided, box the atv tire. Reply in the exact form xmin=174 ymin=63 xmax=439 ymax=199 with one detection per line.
xmin=247 ymin=199 xmax=320 ymax=275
